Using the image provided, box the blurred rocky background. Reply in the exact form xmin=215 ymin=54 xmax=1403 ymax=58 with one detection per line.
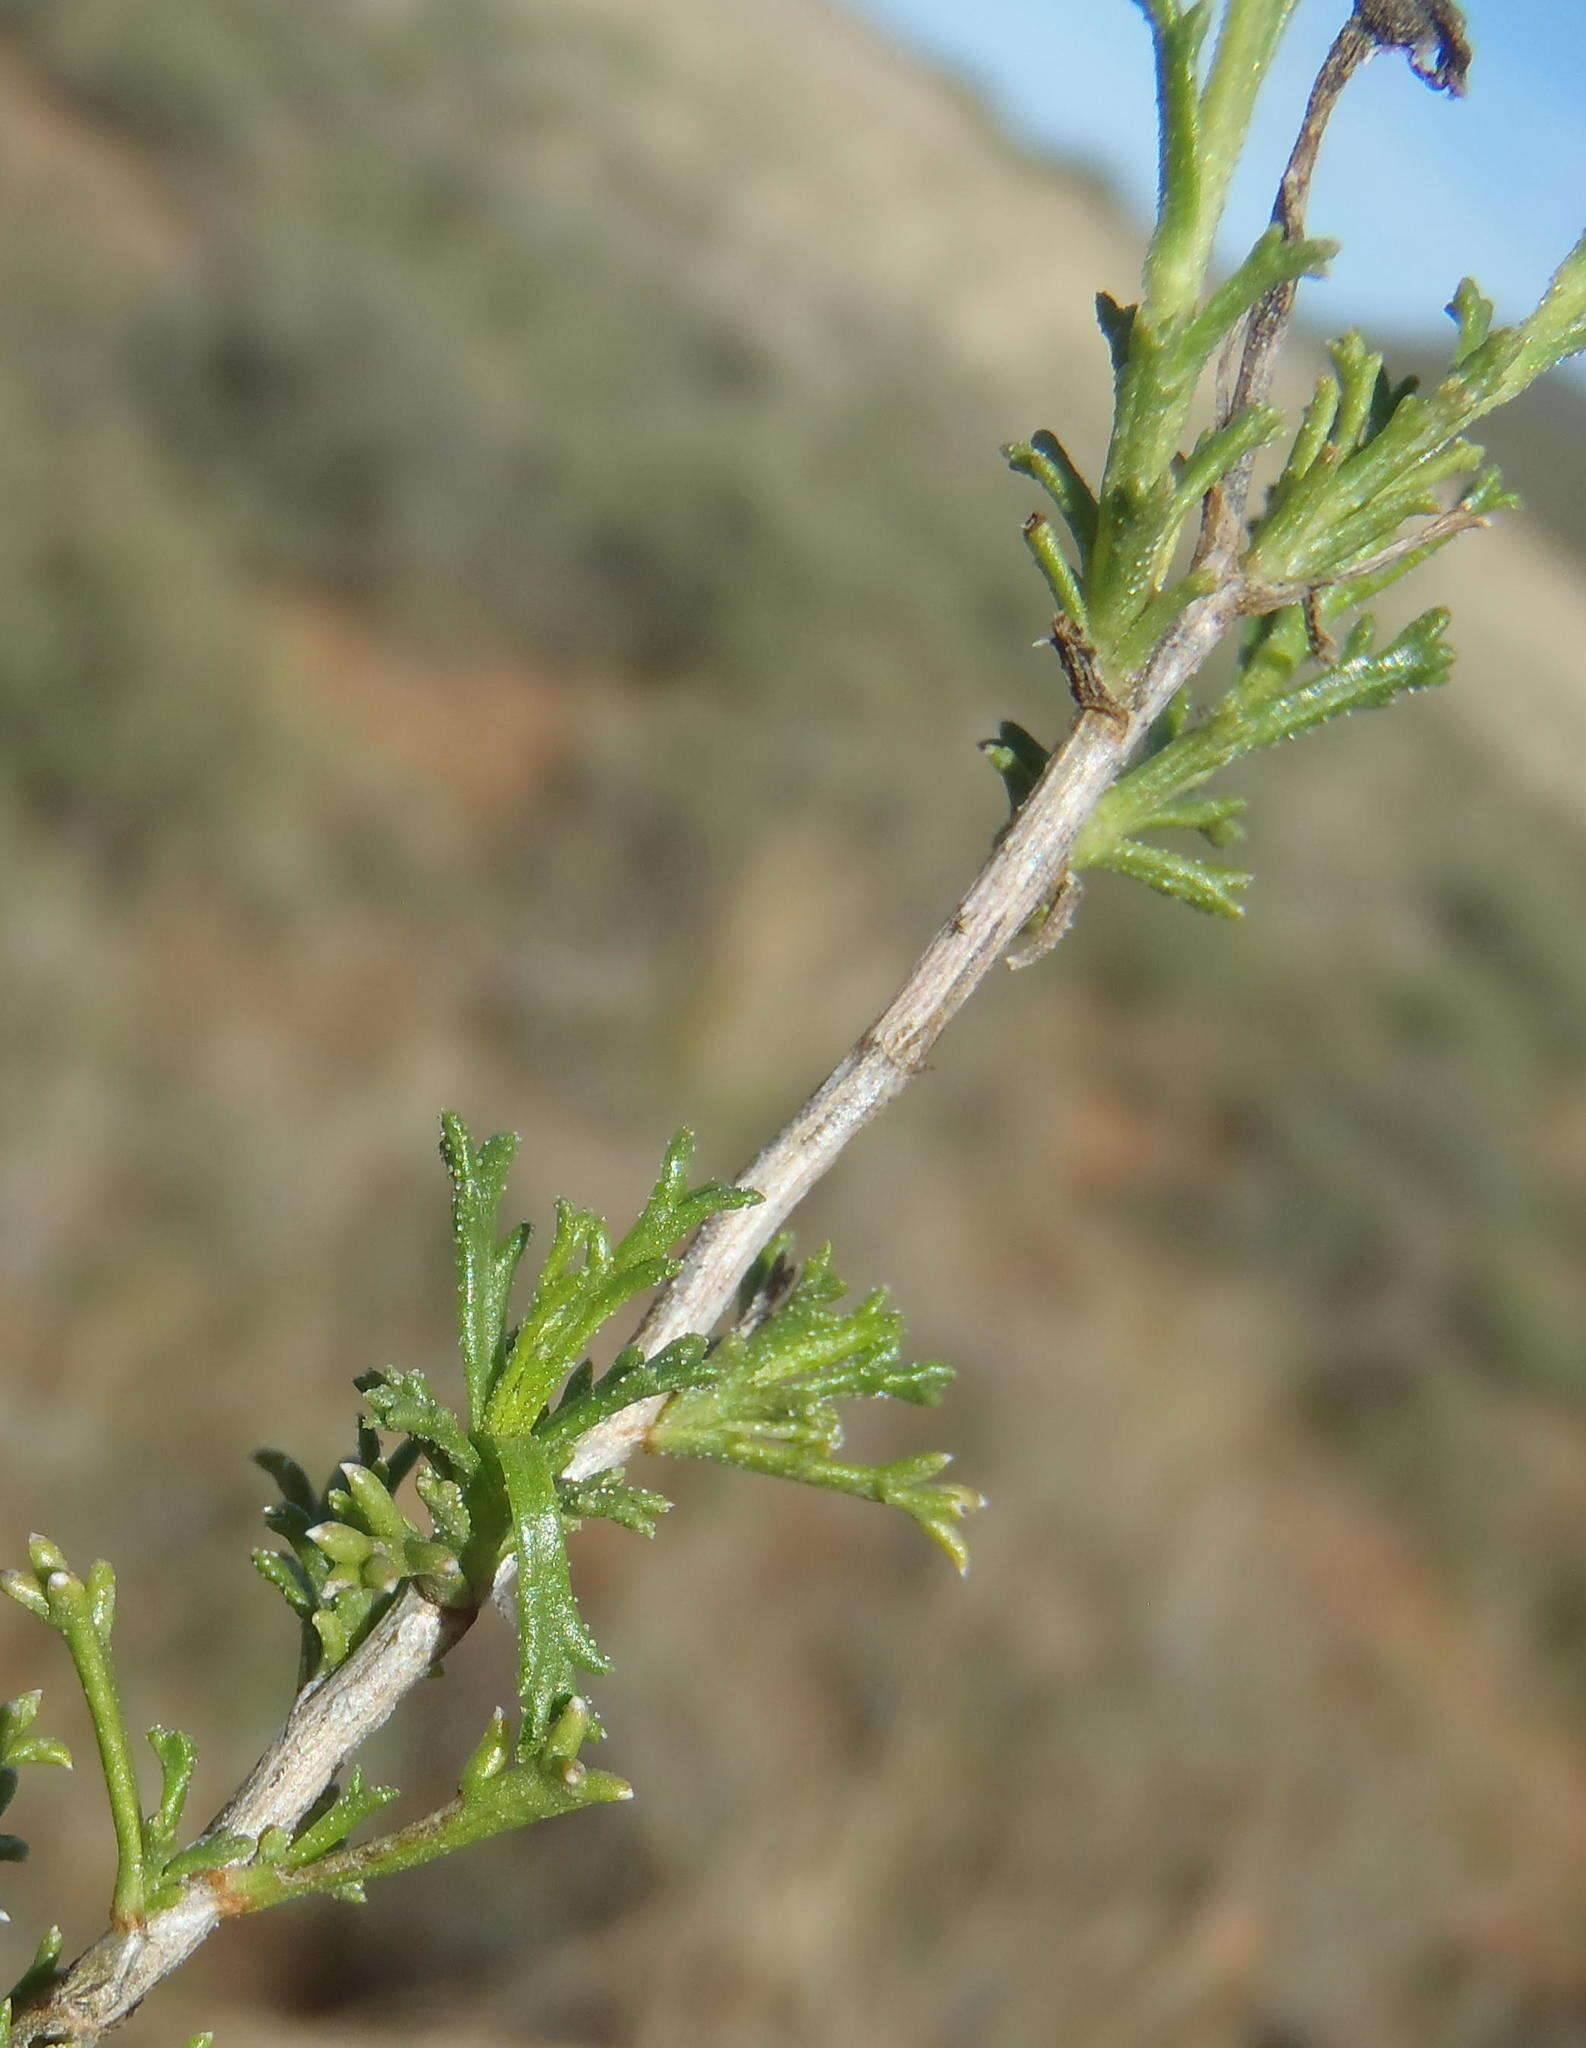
xmin=2 ymin=0 xmax=1585 ymax=2042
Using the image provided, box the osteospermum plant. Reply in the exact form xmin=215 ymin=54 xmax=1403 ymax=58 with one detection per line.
xmin=5 ymin=3 xmax=1583 ymax=2039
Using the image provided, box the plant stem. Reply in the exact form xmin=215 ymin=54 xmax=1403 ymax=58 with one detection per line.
xmin=568 ymin=577 xmax=1247 ymax=1479
xmin=222 ymin=1755 xmax=629 ymax=1917
xmin=46 ymin=1578 xmax=145 ymax=1930
xmin=3 ymin=575 xmax=1247 ymax=2046
xmin=1200 ymin=15 xmax=1376 ymax=563
xmin=1189 ymin=0 xmax=1304 ymax=305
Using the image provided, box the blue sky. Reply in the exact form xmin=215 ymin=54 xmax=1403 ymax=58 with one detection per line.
xmin=844 ymin=0 xmax=1584 ymax=352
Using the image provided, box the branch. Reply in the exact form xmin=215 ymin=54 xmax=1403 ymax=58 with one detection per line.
xmin=6 ymin=575 xmax=1245 ymax=2046
xmin=1198 ymin=2 xmax=1471 ymax=569
xmin=1199 ymin=16 xmax=1375 ymax=563
xmin=568 ymin=578 xmax=1246 ymax=1477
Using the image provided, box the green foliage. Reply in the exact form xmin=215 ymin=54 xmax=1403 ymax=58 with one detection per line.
xmin=993 ymin=604 xmax=1457 ymax=919
xmin=249 ymin=1120 xmax=967 ymax=1768
xmin=250 ymin=1428 xmax=452 ymax=1691
xmin=8 ymin=10 xmax=1585 ymax=2039
xmin=653 ymin=1243 xmax=980 ymax=1573
xmin=227 ymin=1697 xmax=627 ymax=1916
xmin=993 ymin=6 xmax=1581 ymax=929
xmin=2 ymin=1545 xmax=152 ymax=1924
xmin=260 ymin=1769 xmax=399 ymax=1877
xmin=440 ymin=1121 xmax=758 ymax=1750
xmin=475 ymin=1127 xmax=757 ymax=1439
xmin=1 ymin=1544 xmax=263 ymax=1925
xmin=1241 ymin=295 xmax=1550 ymax=591
xmin=0 ymin=1691 xmax=71 ymax=1936
xmin=4 ymin=1927 xmax=63 ymax=2021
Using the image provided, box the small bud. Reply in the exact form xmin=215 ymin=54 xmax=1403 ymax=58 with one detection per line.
xmin=404 ymin=1540 xmax=459 ymax=1579
xmin=29 ymin=1923 xmax=63 ymax=1973
xmin=306 ymin=1523 xmax=373 ymax=1568
xmin=542 ymin=1696 xmax=593 ymax=1770
xmin=0 ymin=1576 xmax=46 ymax=1621
xmin=42 ymin=1573 xmax=85 ymax=1628
xmin=9 ymin=1740 xmax=71 ymax=1773
xmin=339 ymin=1465 xmax=409 ymax=1545
xmin=311 ymin=1610 xmax=349 ymax=1669
xmin=85 ymin=1561 xmax=116 ymax=1644
xmin=0 ymin=1693 xmax=41 ymax=1736
xmin=459 ymin=1709 xmax=511 ymax=1798
xmin=25 ymin=1537 xmax=67 ymax=1579
xmin=361 ymin=1552 xmax=404 ymax=1595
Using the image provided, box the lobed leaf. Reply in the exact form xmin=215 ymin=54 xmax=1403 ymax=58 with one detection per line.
xmin=495 ymin=1435 xmax=612 ymax=1752
xmin=651 ymin=1245 xmax=971 ymax=1568
xmin=143 ymin=1726 xmax=198 ymax=1875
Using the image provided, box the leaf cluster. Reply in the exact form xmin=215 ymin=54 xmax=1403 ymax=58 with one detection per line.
xmin=0 ymin=1663 xmax=75 ymax=2036
xmin=252 ymin=1119 xmax=972 ymax=1768
xmin=653 ymin=1243 xmax=980 ymax=1573
xmin=996 ymin=202 xmax=1584 ymax=926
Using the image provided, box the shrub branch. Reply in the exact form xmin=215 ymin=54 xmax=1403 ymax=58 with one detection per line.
xmin=12 ymin=2 xmax=1586 ymax=2040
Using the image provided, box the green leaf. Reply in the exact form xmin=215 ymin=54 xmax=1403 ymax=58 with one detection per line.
xmin=1170 ymin=403 xmax=1283 ymax=517
xmin=651 ymin=1246 xmax=972 ymax=1567
xmin=414 ymin=1467 xmax=472 ymax=1550
xmin=1020 ymin=511 xmax=1088 ymax=624
xmin=282 ymin=1768 xmax=398 ymax=1870
xmin=494 ymin=1435 xmax=611 ymax=1751
xmin=1082 ymin=837 xmax=1251 ymax=919
xmin=559 ymin=1473 xmax=672 ymax=1538
xmin=253 ymin=1422 xmax=468 ymax=1678
xmin=979 ymin=721 xmax=1051 ymax=820
xmin=335 ymin=1465 xmax=411 ymax=1549
xmin=670 ymin=1434 xmax=981 ymax=1576
xmin=143 ymin=1726 xmax=198 ymax=1875
xmin=1075 ymin=607 xmax=1453 ymax=919
xmin=355 ymin=1369 xmax=478 ymax=1478
xmin=440 ymin=1112 xmax=532 ymax=1426
xmin=156 ymin=1832 xmax=254 ymax=1887
xmin=1136 ymin=795 xmax=1247 ymax=846
xmin=1177 ymin=225 xmax=1337 ymax=376
xmin=0 ymin=1697 xmax=70 ymax=1907
xmin=534 ymin=1335 xmax=717 ymax=1467
xmin=0 ymin=1574 xmax=47 ymax=1622
xmin=1003 ymin=431 xmax=1099 ymax=562
xmin=459 ymin=1710 xmax=512 ymax=1800
xmin=250 ymin=1548 xmax=315 ymax=1620
xmin=482 ymin=1131 xmax=756 ymax=1438
xmin=1445 ymin=275 xmax=1492 ymax=366
xmin=0 ymin=1696 xmax=69 ymax=1775
xmin=8 ymin=1925 xmax=62 ymax=2006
